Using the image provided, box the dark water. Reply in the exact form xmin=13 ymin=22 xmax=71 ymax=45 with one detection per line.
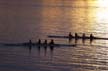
xmin=0 ymin=0 xmax=108 ymax=71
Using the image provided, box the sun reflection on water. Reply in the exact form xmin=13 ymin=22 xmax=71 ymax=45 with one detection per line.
xmin=96 ymin=0 xmax=108 ymax=23
xmin=96 ymin=0 xmax=108 ymax=24
xmin=96 ymin=8 xmax=108 ymax=24
xmin=97 ymin=0 xmax=108 ymax=7
xmin=95 ymin=0 xmax=108 ymax=34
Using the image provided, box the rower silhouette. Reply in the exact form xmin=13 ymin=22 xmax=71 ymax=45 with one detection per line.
xmin=43 ymin=40 xmax=47 ymax=56
xmin=43 ymin=39 xmax=47 ymax=45
xmin=38 ymin=39 xmax=41 ymax=45
xmin=82 ymin=33 xmax=86 ymax=44
xmin=28 ymin=40 xmax=32 ymax=53
xmin=49 ymin=39 xmax=54 ymax=46
xmin=37 ymin=39 xmax=41 ymax=55
xmin=75 ymin=33 xmax=78 ymax=44
xmin=69 ymin=32 xmax=73 ymax=38
xmin=49 ymin=39 xmax=54 ymax=60
xmin=28 ymin=40 xmax=32 ymax=47
xmin=69 ymin=32 xmax=73 ymax=42
xmin=90 ymin=34 xmax=93 ymax=44
xmin=49 ymin=39 xmax=54 ymax=50
xmin=75 ymin=33 xmax=78 ymax=39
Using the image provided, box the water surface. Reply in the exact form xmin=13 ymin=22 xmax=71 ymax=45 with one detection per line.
xmin=0 ymin=0 xmax=108 ymax=71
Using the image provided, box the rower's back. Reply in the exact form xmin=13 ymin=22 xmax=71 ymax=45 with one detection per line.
xmin=44 ymin=40 xmax=47 ymax=44
xmin=82 ymin=33 xmax=85 ymax=39
xmin=38 ymin=39 xmax=41 ymax=44
xmin=75 ymin=33 xmax=78 ymax=39
xmin=90 ymin=34 xmax=93 ymax=44
xmin=69 ymin=32 xmax=73 ymax=38
xmin=49 ymin=39 xmax=54 ymax=45
xmin=90 ymin=34 xmax=93 ymax=39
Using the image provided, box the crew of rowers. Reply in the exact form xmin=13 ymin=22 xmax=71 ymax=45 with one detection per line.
xmin=37 ymin=32 xmax=94 ymax=45
xmin=69 ymin=32 xmax=94 ymax=40
xmin=29 ymin=32 xmax=94 ymax=45
xmin=29 ymin=39 xmax=55 ymax=46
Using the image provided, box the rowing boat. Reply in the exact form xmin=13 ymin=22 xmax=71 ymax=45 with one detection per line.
xmin=48 ymin=35 xmax=108 ymax=40
xmin=3 ymin=42 xmax=76 ymax=47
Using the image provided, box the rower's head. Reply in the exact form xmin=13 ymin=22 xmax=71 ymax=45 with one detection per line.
xmin=90 ymin=34 xmax=93 ymax=36
xmin=51 ymin=39 xmax=54 ymax=42
xmin=83 ymin=33 xmax=85 ymax=35
xmin=75 ymin=33 xmax=78 ymax=36
xmin=50 ymin=39 xmax=54 ymax=43
xmin=69 ymin=32 xmax=71 ymax=34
